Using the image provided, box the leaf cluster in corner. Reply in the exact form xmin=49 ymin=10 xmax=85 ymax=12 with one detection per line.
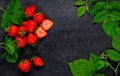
xmin=69 ymin=54 xmax=106 ymax=76
xmin=1 ymin=0 xmax=25 ymax=31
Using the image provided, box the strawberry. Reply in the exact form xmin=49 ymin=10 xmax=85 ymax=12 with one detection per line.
xmin=8 ymin=25 xmax=18 ymax=37
xmin=41 ymin=19 xmax=54 ymax=31
xmin=32 ymin=56 xmax=44 ymax=67
xmin=27 ymin=33 xmax=37 ymax=45
xmin=18 ymin=26 xmax=27 ymax=37
xmin=24 ymin=5 xmax=36 ymax=17
xmin=35 ymin=26 xmax=47 ymax=38
xmin=18 ymin=59 xmax=31 ymax=73
xmin=15 ymin=36 xmax=27 ymax=48
xmin=33 ymin=12 xmax=44 ymax=24
xmin=23 ymin=20 xmax=37 ymax=33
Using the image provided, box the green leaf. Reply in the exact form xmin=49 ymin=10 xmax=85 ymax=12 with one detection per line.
xmin=77 ymin=6 xmax=86 ymax=18
xmin=1 ymin=0 xmax=25 ymax=30
xmin=6 ymin=52 xmax=18 ymax=63
xmin=103 ymin=20 xmax=118 ymax=38
xmin=94 ymin=74 xmax=105 ymax=76
xmin=1 ymin=11 xmax=12 ymax=31
xmin=1 ymin=52 xmax=8 ymax=59
xmin=4 ymin=36 xmax=16 ymax=55
xmin=106 ymin=49 xmax=120 ymax=61
xmin=112 ymin=34 xmax=120 ymax=51
xmin=89 ymin=2 xmax=106 ymax=15
xmin=95 ymin=60 xmax=105 ymax=71
xmin=89 ymin=53 xmax=99 ymax=66
xmin=93 ymin=10 xmax=108 ymax=23
xmin=11 ymin=10 xmax=25 ymax=25
xmin=111 ymin=1 xmax=120 ymax=11
xmin=74 ymin=0 xmax=85 ymax=6
xmin=7 ymin=0 xmax=22 ymax=11
xmin=111 ymin=11 xmax=120 ymax=21
xmin=69 ymin=59 xmax=94 ymax=76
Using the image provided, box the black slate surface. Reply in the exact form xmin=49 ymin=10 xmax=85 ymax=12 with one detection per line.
xmin=0 ymin=0 xmax=120 ymax=76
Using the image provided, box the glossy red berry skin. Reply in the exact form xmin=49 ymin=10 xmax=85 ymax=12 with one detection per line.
xmin=8 ymin=25 xmax=18 ymax=37
xmin=24 ymin=5 xmax=36 ymax=17
xmin=33 ymin=13 xmax=45 ymax=24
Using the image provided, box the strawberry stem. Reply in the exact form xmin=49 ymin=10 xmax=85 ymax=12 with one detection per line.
xmin=0 ymin=6 xmax=6 ymax=12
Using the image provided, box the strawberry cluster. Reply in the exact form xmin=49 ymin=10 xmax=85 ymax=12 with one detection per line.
xmin=7 ymin=5 xmax=54 ymax=48
xmin=7 ymin=5 xmax=54 ymax=73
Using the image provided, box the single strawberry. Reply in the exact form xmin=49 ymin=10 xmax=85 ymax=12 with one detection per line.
xmin=23 ymin=20 xmax=37 ymax=33
xmin=24 ymin=5 xmax=36 ymax=17
xmin=35 ymin=26 xmax=47 ymax=38
xmin=15 ymin=36 xmax=27 ymax=48
xmin=18 ymin=59 xmax=31 ymax=73
xmin=27 ymin=33 xmax=37 ymax=45
xmin=8 ymin=25 xmax=18 ymax=37
xmin=41 ymin=19 xmax=54 ymax=31
xmin=33 ymin=12 xmax=44 ymax=24
xmin=32 ymin=56 xmax=44 ymax=67
xmin=18 ymin=26 xmax=27 ymax=37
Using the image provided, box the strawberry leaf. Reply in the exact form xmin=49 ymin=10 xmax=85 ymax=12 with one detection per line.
xmin=111 ymin=1 xmax=120 ymax=11
xmin=1 ymin=0 xmax=25 ymax=30
xmin=4 ymin=35 xmax=16 ymax=55
xmin=6 ymin=52 xmax=18 ymax=63
xmin=103 ymin=18 xmax=118 ymax=38
xmin=77 ymin=6 xmax=86 ymax=18
xmin=89 ymin=2 xmax=106 ymax=15
xmin=93 ymin=10 xmax=108 ymax=23
xmin=74 ymin=0 xmax=85 ymax=6
xmin=106 ymin=49 xmax=120 ymax=61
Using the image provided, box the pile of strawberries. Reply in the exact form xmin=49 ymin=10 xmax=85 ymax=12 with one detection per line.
xmin=7 ymin=5 xmax=54 ymax=73
xmin=8 ymin=5 xmax=54 ymax=48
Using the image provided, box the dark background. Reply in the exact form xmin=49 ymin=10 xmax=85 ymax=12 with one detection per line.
xmin=0 ymin=0 xmax=119 ymax=76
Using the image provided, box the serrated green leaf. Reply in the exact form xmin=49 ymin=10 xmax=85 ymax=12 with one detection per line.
xmin=106 ymin=49 xmax=120 ymax=61
xmin=1 ymin=0 xmax=25 ymax=30
xmin=69 ymin=59 xmax=94 ymax=76
xmin=116 ymin=27 xmax=120 ymax=36
xmin=103 ymin=20 xmax=118 ymax=38
xmin=4 ymin=36 xmax=16 ymax=55
xmin=1 ymin=11 xmax=12 ymax=31
xmin=111 ymin=1 xmax=120 ymax=11
xmin=112 ymin=34 xmax=120 ymax=51
xmin=89 ymin=53 xmax=99 ymax=66
xmin=111 ymin=11 xmax=120 ymax=21
xmin=89 ymin=2 xmax=106 ymax=15
xmin=11 ymin=10 xmax=25 ymax=25
xmin=7 ymin=0 xmax=22 ymax=12
xmin=95 ymin=60 xmax=105 ymax=71
xmin=77 ymin=6 xmax=86 ymax=18
xmin=74 ymin=0 xmax=85 ymax=6
xmin=93 ymin=10 xmax=108 ymax=23
xmin=6 ymin=52 xmax=18 ymax=63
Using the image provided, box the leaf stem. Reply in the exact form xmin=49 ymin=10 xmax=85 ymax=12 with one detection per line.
xmin=0 ymin=46 xmax=4 ymax=49
xmin=107 ymin=61 xmax=120 ymax=76
xmin=0 ymin=42 xmax=4 ymax=45
xmin=0 ymin=6 xmax=6 ymax=12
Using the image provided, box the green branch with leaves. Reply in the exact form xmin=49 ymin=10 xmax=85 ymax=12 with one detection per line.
xmin=69 ymin=0 xmax=120 ymax=76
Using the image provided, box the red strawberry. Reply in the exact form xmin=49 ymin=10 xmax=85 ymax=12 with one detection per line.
xmin=35 ymin=26 xmax=47 ymax=38
xmin=27 ymin=33 xmax=37 ymax=45
xmin=23 ymin=20 xmax=37 ymax=33
xmin=32 ymin=56 xmax=44 ymax=67
xmin=18 ymin=26 xmax=27 ymax=37
xmin=33 ymin=12 xmax=44 ymax=24
xmin=8 ymin=25 xmax=18 ymax=37
xmin=24 ymin=5 xmax=36 ymax=17
xmin=15 ymin=36 xmax=27 ymax=48
xmin=18 ymin=59 xmax=31 ymax=73
xmin=41 ymin=19 xmax=54 ymax=31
